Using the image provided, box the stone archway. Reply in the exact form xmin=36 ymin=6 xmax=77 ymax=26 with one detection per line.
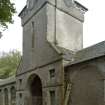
xmin=28 ymin=74 xmax=43 ymax=105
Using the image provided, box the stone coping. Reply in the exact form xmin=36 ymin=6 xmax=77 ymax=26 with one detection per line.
xmin=0 ymin=76 xmax=16 ymax=86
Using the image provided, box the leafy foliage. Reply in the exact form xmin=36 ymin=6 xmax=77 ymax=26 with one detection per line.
xmin=0 ymin=0 xmax=16 ymax=30
xmin=0 ymin=50 xmax=21 ymax=79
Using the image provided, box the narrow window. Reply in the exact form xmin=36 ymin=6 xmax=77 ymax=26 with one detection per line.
xmin=104 ymin=80 xmax=105 ymax=102
xmin=50 ymin=91 xmax=56 ymax=105
xmin=11 ymin=87 xmax=16 ymax=105
xmin=0 ymin=89 xmax=3 ymax=105
xmin=32 ymin=21 xmax=35 ymax=48
xmin=49 ymin=69 xmax=55 ymax=78
xmin=19 ymin=93 xmax=22 ymax=99
xmin=4 ymin=88 xmax=9 ymax=105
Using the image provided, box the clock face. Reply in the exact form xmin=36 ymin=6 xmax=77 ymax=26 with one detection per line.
xmin=63 ymin=0 xmax=73 ymax=7
xmin=27 ymin=0 xmax=37 ymax=10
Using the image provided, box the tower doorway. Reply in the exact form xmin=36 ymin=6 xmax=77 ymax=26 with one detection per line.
xmin=28 ymin=74 xmax=42 ymax=105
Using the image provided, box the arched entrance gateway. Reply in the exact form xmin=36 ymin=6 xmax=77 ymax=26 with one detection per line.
xmin=28 ymin=74 xmax=43 ymax=105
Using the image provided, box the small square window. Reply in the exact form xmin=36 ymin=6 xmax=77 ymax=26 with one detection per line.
xmin=19 ymin=79 xmax=22 ymax=84
xmin=19 ymin=93 xmax=22 ymax=98
xmin=49 ymin=69 xmax=55 ymax=78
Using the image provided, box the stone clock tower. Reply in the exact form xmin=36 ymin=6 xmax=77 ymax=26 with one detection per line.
xmin=17 ymin=0 xmax=87 ymax=105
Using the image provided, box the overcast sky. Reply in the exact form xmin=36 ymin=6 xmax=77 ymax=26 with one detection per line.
xmin=0 ymin=0 xmax=105 ymax=53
